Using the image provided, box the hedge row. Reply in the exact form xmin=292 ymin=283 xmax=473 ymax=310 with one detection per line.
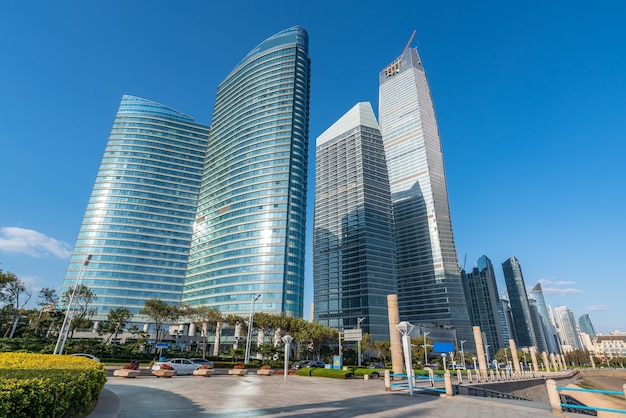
xmin=0 ymin=353 xmax=106 ymax=418
xmin=296 ymin=367 xmax=353 ymax=379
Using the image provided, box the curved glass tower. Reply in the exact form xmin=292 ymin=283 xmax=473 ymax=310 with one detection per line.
xmin=183 ymin=27 xmax=310 ymax=317
xmin=61 ymin=95 xmax=210 ymax=321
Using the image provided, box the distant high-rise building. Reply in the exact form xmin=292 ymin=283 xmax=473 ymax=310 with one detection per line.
xmin=528 ymin=282 xmax=561 ymax=354
xmin=528 ymin=299 xmax=549 ymax=353
xmin=462 ymin=256 xmax=504 ymax=357
xmin=61 ymin=95 xmax=210 ymax=321
xmin=313 ymin=102 xmax=397 ymax=342
xmin=183 ymin=27 xmax=311 ymax=317
xmin=378 ymin=43 xmax=472 ymax=346
xmin=498 ymin=297 xmax=514 ymax=345
xmin=554 ymin=306 xmax=582 ymax=350
xmin=502 ymin=256 xmax=536 ymax=347
xmin=578 ymin=314 xmax=597 ymax=338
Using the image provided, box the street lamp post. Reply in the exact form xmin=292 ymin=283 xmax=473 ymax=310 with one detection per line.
xmin=54 ymin=254 xmax=92 ymax=355
xmin=357 ymin=317 xmax=366 ymax=367
xmin=397 ymin=321 xmax=415 ymax=396
xmin=485 ymin=344 xmax=491 ymax=365
xmin=422 ymin=331 xmax=431 ymax=369
xmin=460 ymin=340 xmax=466 ymax=368
xmin=441 ymin=353 xmax=447 ymax=370
xmin=282 ymin=335 xmax=293 ymax=380
xmin=244 ymin=294 xmax=261 ymax=364
xmin=472 ymin=356 xmax=477 ymax=371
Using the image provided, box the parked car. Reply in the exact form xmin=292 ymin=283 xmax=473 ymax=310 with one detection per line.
xmin=69 ymin=353 xmax=100 ymax=362
xmin=368 ymin=363 xmax=385 ymax=369
xmin=308 ymin=361 xmax=325 ymax=368
xmin=189 ymin=358 xmax=214 ymax=368
xmin=151 ymin=358 xmax=200 ymax=375
xmin=291 ymin=360 xmax=313 ymax=370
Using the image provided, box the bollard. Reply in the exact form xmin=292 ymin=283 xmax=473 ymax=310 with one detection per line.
xmin=429 ymin=368 xmax=434 ymax=387
xmin=489 ymin=370 xmax=494 ymax=381
xmin=467 ymin=369 xmax=473 ymax=383
xmin=384 ymin=369 xmax=391 ymax=391
xmin=457 ymin=369 xmax=463 ymax=384
xmin=444 ymin=370 xmax=453 ymax=396
xmin=364 ymin=374 xmax=369 ymax=381
xmin=623 ymin=383 xmax=626 ymax=398
xmin=546 ymin=379 xmax=562 ymax=414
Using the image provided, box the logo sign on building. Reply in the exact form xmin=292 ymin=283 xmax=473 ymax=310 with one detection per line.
xmin=433 ymin=342 xmax=454 ymax=353
xmin=343 ymin=329 xmax=363 ymax=342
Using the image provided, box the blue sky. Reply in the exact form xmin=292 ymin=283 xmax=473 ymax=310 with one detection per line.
xmin=1 ymin=1 xmax=624 ymax=334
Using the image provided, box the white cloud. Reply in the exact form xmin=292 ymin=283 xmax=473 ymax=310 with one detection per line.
xmin=555 ymin=280 xmax=575 ymax=286
xmin=541 ymin=287 xmax=583 ymax=296
xmin=586 ymin=305 xmax=610 ymax=312
xmin=0 ymin=227 xmax=71 ymax=258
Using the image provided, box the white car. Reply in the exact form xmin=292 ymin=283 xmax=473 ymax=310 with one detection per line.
xmin=151 ymin=358 xmax=200 ymax=375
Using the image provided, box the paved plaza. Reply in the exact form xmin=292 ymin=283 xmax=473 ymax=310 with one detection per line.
xmin=92 ymin=371 xmax=570 ymax=417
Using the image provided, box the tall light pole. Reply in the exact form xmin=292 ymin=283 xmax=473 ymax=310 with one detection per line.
xmin=460 ymin=340 xmax=466 ymax=368
xmin=357 ymin=317 xmax=366 ymax=367
xmin=441 ymin=353 xmax=447 ymax=370
xmin=472 ymin=356 xmax=477 ymax=371
xmin=397 ymin=321 xmax=415 ymax=396
xmin=485 ymin=344 xmax=491 ymax=365
xmin=244 ymin=294 xmax=261 ymax=364
xmin=282 ymin=335 xmax=293 ymax=379
xmin=422 ymin=331 xmax=431 ymax=369
xmin=54 ymin=254 xmax=92 ymax=355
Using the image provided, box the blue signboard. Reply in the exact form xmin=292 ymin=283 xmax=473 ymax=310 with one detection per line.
xmin=433 ymin=342 xmax=454 ymax=353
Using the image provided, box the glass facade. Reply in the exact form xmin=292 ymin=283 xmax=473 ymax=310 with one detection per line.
xmin=554 ymin=306 xmax=582 ymax=350
xmin=61 ymin=95 xmax=210 ymax=321
xmin=313 ymin=102 xmax=397 ymax=343
xmin=578 ymin=313 xmax=596 ymax=338
xmin=462 ymin=256 xmax=504 ymax=357
xmin=502 ymin=256 xmax=537 ymax=348
xmin=183 ymin=27 xmax=310 ymax=317
xmin=528 ymin=282 xmax=561 ymax=354
xmin=378 ymin=47 xmax=473 ymax=346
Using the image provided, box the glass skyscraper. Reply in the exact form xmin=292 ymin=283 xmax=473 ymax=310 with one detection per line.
xmin=183 ymin=27 xmax=310 ymax=317
xmin=502 ymin=256 xmax=536 ymax=348
xmin=578 ymin=313 xmax=596 ymax=338
xmin=378 ymin=45 xmax=472 ymax=346
xmin=313 ymin=102 xmax=397 ymax=342
xmin=528 ymin=282 xmax=561 ymax=354
xmin=61 ymin=95 xmax=210 ymax=321
xmin=554 ymin=305 xmax=582 ymax=350
xmin=462 ymin=256 xmax=504 ymax=357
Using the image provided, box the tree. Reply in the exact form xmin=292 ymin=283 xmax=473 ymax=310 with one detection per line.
xmin=180 ymin=304 xmax=222 ymax=358
xmin=0 ymin=270 xmax=32 ymax=338
xmin=97 ymin=307 xmax=133 ymax=344
xmin=373 ymin=340 xmax=391 ymax=364
xmin=139 ymin=298 xmax=179 ymax=343
xmin=61 ymin=284 xmax=96 ymax=337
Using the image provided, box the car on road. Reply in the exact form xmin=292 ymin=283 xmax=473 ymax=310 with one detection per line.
xmin=151 ymin=358 xmax=200 ymax=375
xmin=189 ymin=358 xmax=214 ymax=368
xmin=70 ymin=353 xmax=101 ymax=362
xmin=308 ymin=361 xmax=325 ymax=368
xmin=368 ymin=363 xmax=385 ymax=369
xmin=291 ymin=360 xmax=313 ymax=369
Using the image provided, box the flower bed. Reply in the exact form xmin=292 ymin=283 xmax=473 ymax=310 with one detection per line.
xmin=0 ymin=353 xmax=106 ymax=418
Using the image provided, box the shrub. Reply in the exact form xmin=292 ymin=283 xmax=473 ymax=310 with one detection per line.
xmin=198 ymin=365 xmax=212 ymax=369
xmin=233 ymin=363 xmax=245 ymax=369
xmin=296 ymin=367 xmax=352 ymax=379
xmin=0 ymin=353 xmax=106 ymax=418
xmin=159 ymin=363 xmax=174 ymax=370
xmin=260 ymin=364 xmax=272 ymax=370
xmin=123 ymin=363 xmax=139 ymax=370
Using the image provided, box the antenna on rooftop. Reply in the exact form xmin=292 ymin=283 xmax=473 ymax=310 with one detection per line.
xmin=402 ymin=30 xmax=416 ymax=54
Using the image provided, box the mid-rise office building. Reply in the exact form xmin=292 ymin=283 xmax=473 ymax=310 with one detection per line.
xmin=528 ymin=299 xmax=549 ymax=353
xmin=313 ymin=102 xmax=397 ymax=342
xmin=502 ymin=256 xmax=536 ymax=348
xmin=61 ymin=95 xmax=210 ymax=321
xmin=378 ymin=43 xmax=472 ymax=346
xmin=183 ymin=27 xmax=311 ymax=317
xmin=462 ymin=256 xmax=504 ymax=358
xmin=498 ymin=297 xmax=514 ymax=345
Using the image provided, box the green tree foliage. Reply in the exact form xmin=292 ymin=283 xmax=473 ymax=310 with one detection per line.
xmin=97 ymin=307 xmax=133 ymax=344
xmin=139 ymin=299 xmax=179 ymax=343
xmin=0 ymin=269 xmax=31 ymax=338
xmin=61 ymin=285 xmax=96 ymax=337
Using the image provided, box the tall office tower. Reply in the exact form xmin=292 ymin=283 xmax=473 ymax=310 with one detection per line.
xmin=462 ymin=256 xmax=504 ymax=357
xmin=498 ymin=298 xmax=514 ymax=345
xmin=578 ymin=314 xmax=596 ymax=338
xmin=183 ymin=27 xmax=310 ymax=317
xmin=378 ymin=43 xmax=472 ymax=345
xmin=528 ymin=282 xmax=561 ymax=354
xmin=61 ymin=95 xmax=210 ymax=321
xmin=502 ymin=256 xmax=537 ymax=347
xmin=528 ymin=299 xmax=549 ymax=353
xmin=554 ymin=306 xmax=582 ymax=350
xmin=313 ymin=102 xmax=398 ymax=342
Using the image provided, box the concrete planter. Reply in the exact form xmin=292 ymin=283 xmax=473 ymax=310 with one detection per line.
xmin=228 ymin=369 xmax=248 ymax=376
xmin=193 ymin=368 xmax=215 ymax=377
xmin=113 ymin=369 xmax=140 ymax=378
xmin=152 ymin=369 xmax=177 ymax=378
xmin=256 ymin=369 xmax=274 ymax=376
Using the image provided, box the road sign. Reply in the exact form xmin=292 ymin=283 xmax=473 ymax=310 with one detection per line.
xmin=343 ymin=329 xmax=362 ymax=341
xmin=155 ymin=342 xmax=168 ymax=348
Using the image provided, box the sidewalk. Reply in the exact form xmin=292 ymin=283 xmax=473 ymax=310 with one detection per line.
xmin=93 ymin=372 xmax=571 ymax=417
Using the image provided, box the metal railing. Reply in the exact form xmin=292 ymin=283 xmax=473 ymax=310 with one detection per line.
xmin=546 ymin=379 xmax=626 ymax=415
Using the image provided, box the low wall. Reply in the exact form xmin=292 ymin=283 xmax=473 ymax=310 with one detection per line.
xmin=466 ymin=372 xmax=580 ymax=402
